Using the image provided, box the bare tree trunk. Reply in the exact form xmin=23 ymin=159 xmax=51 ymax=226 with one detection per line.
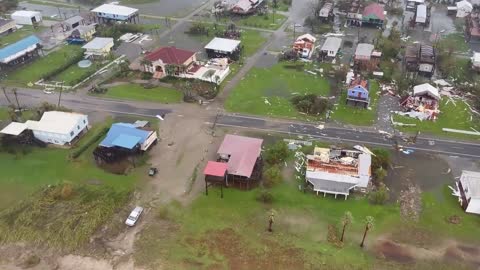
xmin=340 ymin=224 xmax=347 ymax=242
xmin=268 ymin=219 xmax=273 ymax=232
xmin=360 ymin=226 xmax=369 ymax=247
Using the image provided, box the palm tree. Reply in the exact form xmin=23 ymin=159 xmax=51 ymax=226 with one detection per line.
xmin=2 ymin=86 xmax=12 ymax=105
xmin=340 ymin=211 xmax=353 ymax=242
xmin=360 ymin=216 xmax=374 ymax=248
xmin=267 ymin=209 xmax=276 ymax=232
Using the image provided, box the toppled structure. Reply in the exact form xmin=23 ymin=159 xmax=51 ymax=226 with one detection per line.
xmin=305 ymin=146 xmax=372 ymax=199
xmin=293 ymin=34 xmax=316 ymax=59
xmin=398 ymin=83 xmax=440 ymax=121
xmin=451 ymin=170 xmax=480 ymax=215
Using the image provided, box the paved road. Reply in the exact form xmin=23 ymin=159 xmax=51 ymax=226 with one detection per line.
xmin=2 ymin=89 xmax=480 ymax=158
xmin=215 ymin=114 xmax=480 ymax=159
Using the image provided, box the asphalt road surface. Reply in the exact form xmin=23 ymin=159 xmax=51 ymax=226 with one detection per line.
xmin=3 ymin=89 xmax=480 ymax=159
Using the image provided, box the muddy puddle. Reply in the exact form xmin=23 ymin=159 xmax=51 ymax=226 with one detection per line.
xmin=384 ymin=152 xmax=454 ymax=199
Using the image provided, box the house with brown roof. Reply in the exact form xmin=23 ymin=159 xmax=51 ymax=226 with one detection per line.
xmin=230 ymin=0 xmax=265 ymax=14
xmin=143 ymin=46 xmax=197 ymax=79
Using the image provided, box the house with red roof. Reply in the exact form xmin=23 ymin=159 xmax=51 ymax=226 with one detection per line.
xmin=346 ymin=76 xmax=370 ymax=108
xmin=143 ymin=46 xmax=197 ymax=79
xmin=203 ymin=134 xmax=263 ymax=195
xmin=362 ymin=3 xmax=385 ymax=27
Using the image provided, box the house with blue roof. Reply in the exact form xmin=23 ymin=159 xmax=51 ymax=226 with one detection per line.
xmin=99 ymin=123 xmax=157 ymax=151
xmin=94 ymin=122 xmax=158 ymax=164
xmin=0 ymin=35 xmax=41 ymax=68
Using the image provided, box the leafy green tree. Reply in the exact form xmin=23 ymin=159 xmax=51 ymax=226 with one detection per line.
xmin=264 ymin=141 xmax=289 ymax=165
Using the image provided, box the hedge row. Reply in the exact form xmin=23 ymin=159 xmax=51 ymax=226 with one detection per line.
xmin=42 ymin=52 xmax=84 ymax=81
xmin=70 ymin=127 xmax=109 ymax=159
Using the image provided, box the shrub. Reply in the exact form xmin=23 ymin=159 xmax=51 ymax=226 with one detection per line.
xmin=70 ymin=127 xmax=109 ymax=159
xmin=263 ymin=165 xmax=282 ymax=188
xmin=264 ymin=141 xmax=289 ymax=165
xmin=256 ymin=190 xmax=274 ymax=203
xmin=368 ymin=185 xmax=390 ymax=205
xmin=291 ymin=94 xmax=332 ymax=115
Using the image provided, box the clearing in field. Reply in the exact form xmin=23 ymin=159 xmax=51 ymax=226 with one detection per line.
xmin=225 ymin=63 xmax=331 ymax=119
xmin=98 ymin=83 xmax=183 ymax=103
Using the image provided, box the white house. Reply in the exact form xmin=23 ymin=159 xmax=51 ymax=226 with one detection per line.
xmin=319 ymin=2 xmax=333 ymax=19
xmin=320 ymin=37 xmax=342 ymax=58
xmin=204 ymin=37 xmax=241 ymax=60
xmin=453 ymin=170 xmax=480 ymax=214
xmin=305 ymin=147 xmax=372 ymax=199
xmin=11 ymin=10 xmax=42 ymax=25
xmin=472 ymin=52 xmax=480 ymax=70
xmin=456 ymin=0 xmax=473 ymax=18
xmin=0 ymin=19 xmax=16 ymax=35
xmin=415 ymin=4 xmax=427 ymax=24
xmin=24 ymin=111 xmax=89 ymax=145
xmin=82 ymin=37 xmax=114 ymax=57
xmin=92 ymin=4 xmax=139 ymax=23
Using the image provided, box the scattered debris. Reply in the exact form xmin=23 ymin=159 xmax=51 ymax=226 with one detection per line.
xmin=442 ymin=128 xmax=480 ymax=136
xmin=447 ymin=215 xmax=462 ymax=224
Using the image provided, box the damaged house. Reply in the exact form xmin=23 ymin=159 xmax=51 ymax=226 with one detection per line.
xmin=354 ymin=43 xmax=381 ymax=71
xmin=404 ymin=44 xmax=435 ymax=76
xmin=293 ymin=33 xmax=316 ymax=59
xmin=346 ymin=0 xmax=363 ymax=26
xmin=399 ymin=83 xmax=440 ymax=121
xmin=305 ymin=146 xmax=372 ymax=199
xmin=319 ymin=2 xmax=334 ymax=22
xmin=451 ymin=170 xmax=480 ymax=215
xmin=466 ymin=12 xmax=480 ymax=42
xmin=230 ymin=0 xmax=265 ymax=14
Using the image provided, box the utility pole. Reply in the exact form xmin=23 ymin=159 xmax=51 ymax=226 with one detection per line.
xmin=57 ymin=82 xmax=64 ymax=108
xmin=12 ymin=88 xmax=20 ymax=110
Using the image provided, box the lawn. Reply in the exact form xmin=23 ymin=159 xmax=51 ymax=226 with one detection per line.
xmin=134 ymin=177 xmax=480 ymax=269
xmin=0 ymin=116 xmax=157 ymax=249
xmin=232 ymin=12 xmax=287 ymax=30
xmin=393 ymin=98 xmax=480 ymax=140
xmin=6 ymin=45 xmax=84 ymax=85
xmin=100 ymin=83 xmax=183 ymax=103
xmin=439 ymin=33 xmax=470 ymax=54
xmin=331 ymin=80 xmax=380 ymax=126
xmin=53 ymin=62 xmax=100 ymax=86
xmin=0 ymin=26 xmax=44 ymax=47
xmin=225 ymin=63 xmax=331 ymax=120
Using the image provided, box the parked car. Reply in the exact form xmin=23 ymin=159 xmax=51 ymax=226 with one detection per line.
xmin=125 ymin=206 xmax=144 ymax=226
xmin=148 ymin=167 xmax=158 ymax=176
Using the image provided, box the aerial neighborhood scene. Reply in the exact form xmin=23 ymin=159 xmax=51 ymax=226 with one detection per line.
xmin=2 ymin=0 xmax=480 ymax=268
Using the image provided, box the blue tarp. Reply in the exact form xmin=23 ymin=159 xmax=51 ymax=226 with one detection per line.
xmin=100 ymin=123 xmax=150 ymax=149
xmin=0 ymin=35 xmax=41 ymax=62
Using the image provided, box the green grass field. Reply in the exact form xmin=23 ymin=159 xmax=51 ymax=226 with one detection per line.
xmin=233 ymin=13 xmax=287 ymax=30
xmin=225 ymin=63 xmax=331 ymax=119
xmin=99 ymin=83 xmax=183 ymax=103
xmin=393 ymin=98 xmax=480 ymax=140
xmin=134 ymin=178 xmax=480 ymax=269
xmin=6 ymin=46 xmax=84 ymax=85
xmin=53 ymin=62 xmax=99 ymax=86
xmin=0 ymin=26 xmax=44 ymax=47
xmin=331 ymin=81 xmax=380 ymax=126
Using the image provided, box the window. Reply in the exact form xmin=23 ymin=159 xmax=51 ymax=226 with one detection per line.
xmin=70 ymin=131 xmax=74 ymax=136
xmin=83 ymin=119 xmax=86 ymax=124
xmin=77 ymin=125 xmax=80 ymax=130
